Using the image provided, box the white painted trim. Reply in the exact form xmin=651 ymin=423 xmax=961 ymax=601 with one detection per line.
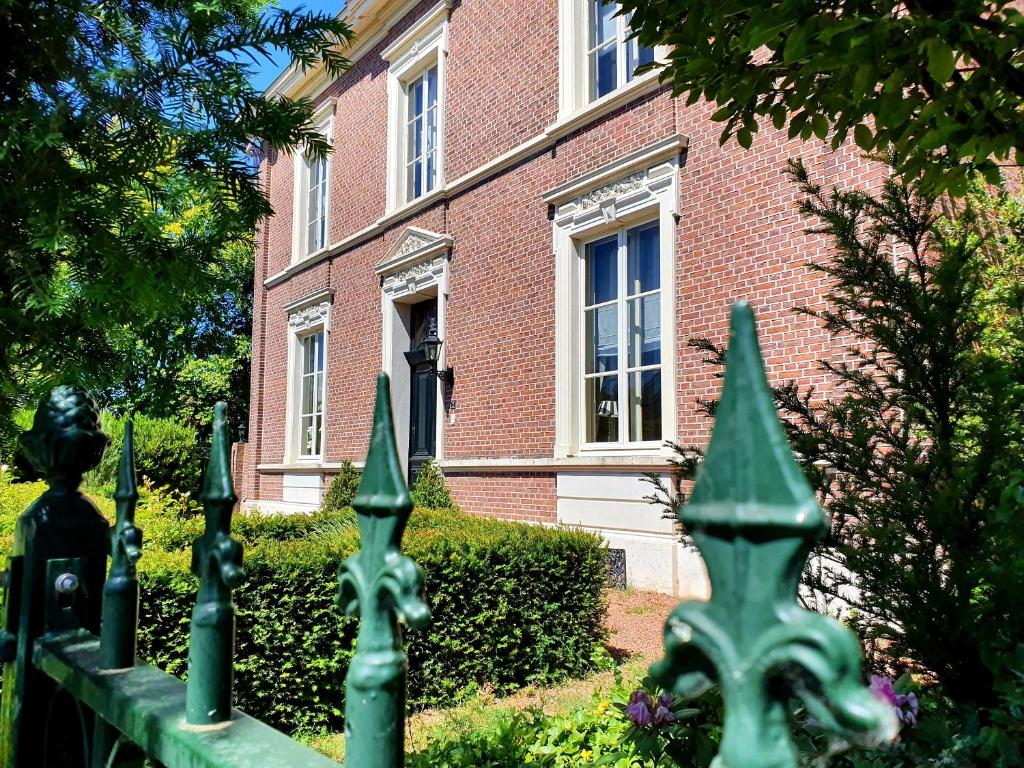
xmin=379 ymin=236 xmax=451 ymax=475
xmin=290 ymin=106 xmax=335 ymax=264
xmin=384 ymin=8 xmax=448 ymax=213
xmin=241 ymin=499 xmax=318 ymax=515
xmin=257 ymin=461 xmax=365 ymax=473
xmin=282 ymin=287 xmax=335 ymax=313
xmin=284 ymin=298 xmax=332 ymax=463
xmin=376 ymin=226 xmax=454 ymax=275
xmin=556 ymin=0 xmax=671 ymax=120
xmin=264 ymin=0 xmax=420 ymax=101
xmin=438 ymin=454 xmax=673 ymax=472
xmin=551 ymin=141 xmax=680 ymax=459
xmin=543 ymin=134 xmax=686 ymax=204
xmin=264 ymin=126 xmax=687 ymax=289
xmin=381 ymin=1 xmax=451 ymax=62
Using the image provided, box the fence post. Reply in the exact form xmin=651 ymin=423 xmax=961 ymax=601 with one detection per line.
xmin=339 ymin=373 xmax=431 ymax=768
xmin=651 ymin=302 xmax=897 ymax=768
xmin=0 ymin=386 xmax=111 ymax=767
xmin=93 ymin=420 xmax=144 ymax=767
xmin=185 ymin=402 xmax=245 ymax=725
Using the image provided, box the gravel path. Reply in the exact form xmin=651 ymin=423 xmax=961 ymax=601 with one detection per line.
xmin=604 ymin=589 xmax=679 ymax=662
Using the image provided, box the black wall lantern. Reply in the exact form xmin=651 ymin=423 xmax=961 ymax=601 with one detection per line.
xmin=405 ymin=317 xmax=454 ymax=384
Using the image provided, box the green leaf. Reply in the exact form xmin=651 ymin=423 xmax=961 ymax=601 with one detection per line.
xmin=812 ymin=113 xmax=829 ymax=140
xmin=854 ymin=123 xmax=874 ymax=150
xmin=925 ymin=38 xmax=956 ymax=82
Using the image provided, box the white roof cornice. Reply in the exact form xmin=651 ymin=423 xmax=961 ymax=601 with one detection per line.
xmin=263 ymin=0 xmax=422 ymax=102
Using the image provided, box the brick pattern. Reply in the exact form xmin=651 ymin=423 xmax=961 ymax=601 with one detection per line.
xmin=445 ymin=472 xmax=557 ymax=524
xmin=243 ymin=0 xmax=883 ymax=521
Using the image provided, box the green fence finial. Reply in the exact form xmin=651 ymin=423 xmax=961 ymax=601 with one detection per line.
xmin=186 ymin=402 xmax=244 ymax=725
xmin=650 ymin=302 xmax=897 ymax=768
xmin=100 ymin=419 xmax=143 ymax=669
xmin=94 ymin=420 xmax=145 ymax=766
xmin=340 ymin=373 xmax=431 ymax=768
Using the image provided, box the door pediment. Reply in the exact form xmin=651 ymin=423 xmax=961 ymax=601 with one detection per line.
xmin=376 ymin=226 xmax=453 ymax=276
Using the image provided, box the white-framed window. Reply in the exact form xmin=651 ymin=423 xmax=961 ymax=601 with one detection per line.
xmin=383 ymin=2 xmax=448 ymax=212
xmin=588 ymin=1 xmax=654 ymax=101
xmin=305 ymin=155 xmax=329 ymax=255
xmin=557 ymin=0 xmax=662 ymax=120
xmin=581 ymin=221 xmax=661 ymax=446
xmin=404 ymin=64 xmax=440 ymax=202
xmin=284 ymin=289 xmax=332 ymax=463
xmin=298 ymin=330 xmax=326 ymax=457
xmin=291 ymin=101 xmax=334 ymax=262
xmin=547 ymin=137 xmax=683 ymax=458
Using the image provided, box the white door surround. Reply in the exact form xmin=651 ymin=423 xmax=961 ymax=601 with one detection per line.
xmin=378 ymin=226 xmax=453 ymax=477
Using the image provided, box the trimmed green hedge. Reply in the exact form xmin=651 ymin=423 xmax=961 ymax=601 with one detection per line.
xmin=135 ymin=508 xmax=607 ymax=733
xmin=0 ymin=474 xmax=608 ymax=734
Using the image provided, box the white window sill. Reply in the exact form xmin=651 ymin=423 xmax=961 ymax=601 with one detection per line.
xmin=548 ymin=71 xmax=666 ymax=142
xmin=380 ymin=187 xmax=447 ymax=225
xmin=291 ymin=246 xmax=330 ymax=268
xmin=437 ymin=455 xmax=675 ymax=473
xmin=259 ymin=461 xmax=365 ymax=474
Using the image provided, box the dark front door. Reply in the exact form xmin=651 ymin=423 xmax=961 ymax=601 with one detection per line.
xmin=407 ymin=300 xmax=438 ymax=484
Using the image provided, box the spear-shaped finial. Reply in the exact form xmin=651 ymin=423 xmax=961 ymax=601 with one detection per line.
xmin=94 ymin=420 xmax=145 ymax=765
xmin=186 ymin=402 xmax=244 ymax=725
xmin=100 ymin=420 xmax=143 ymax=669
xmin=651 ymin=302 xmax=896 ymax=768
xmin=685 ymin=301 xmax=825 ymax=531
xmin=201 ymin=401 xmax=236 ymax=512
xmin=351 ymin=373 xmax=413 ymax=517
xmin=340 ymin=374 xmax=430 ymax=768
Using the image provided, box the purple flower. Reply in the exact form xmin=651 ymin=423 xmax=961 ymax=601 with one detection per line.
xmin=869 ymin=676 xmax=920 ymax=727
xmin=625 ymin=690 xmax=654 ymax=727
xmin=870 ymin=676 xmax=899 ymax=708
xmin=653 ymin=693 xmax=675 ymax=725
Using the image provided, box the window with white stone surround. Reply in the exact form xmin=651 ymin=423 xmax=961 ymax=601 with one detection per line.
xmin=582 ymin=221 xmax=662 ymax=446
xmin=291 ymin=101 xmax=334 ymax=262
xmin=587 ymin=1 xmax=654 ymax=100
xmin=558 ymin=0 xmax=661 ymax=120
xmin=383 ymin=2 xmax=449 ymax=212
xmin=284 ymin=289 xmax=332 ymax=462
xmin=545 ymin=136 xmax=684 ymax=457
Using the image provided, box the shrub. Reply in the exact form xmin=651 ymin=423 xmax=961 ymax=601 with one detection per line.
xmin=403 ymin=672 xmax=722 ymax=768
xmin=136 ymin=507 xmax=607 ymax=733
xmin=648 ymin=167 xmax=1024 ymax=709
xmin=320 ymin=460 xmax=361 ymax=513
xmin=0 ymin=471 xmax=115 ymax=552
xmin=410 ymin=458 xmax=457 ymax=510
xmin=86 ymin=412 xmax=202 ymax=494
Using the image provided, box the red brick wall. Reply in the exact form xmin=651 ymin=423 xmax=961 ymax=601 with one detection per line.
xmin=243 ymin=0 xmax=883 ymax=518
xmin=446 ymin=472 xmax=557 ymax=524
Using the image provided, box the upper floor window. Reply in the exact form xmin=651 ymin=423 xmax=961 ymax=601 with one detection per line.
xmin=583 ymin=221 xmax=661 ymax=445
xmin=557 ymin=0 xmax=661 ymax=120
xmin=291 ymin=100 xmax=334 ymax=262
xmin=405 ymin=64 xmax=439 ymax=202
xmin=383 ymin=3 xmax=448 ymax=212
xmin=306 ymin=154 xmax=329 ymax=254
xmin=588 ymin=1 xmax=653 ymax=100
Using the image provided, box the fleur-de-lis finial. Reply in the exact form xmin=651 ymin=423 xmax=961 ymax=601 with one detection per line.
xmin=185 ymin=402 xmax=244 ymax=725
xmin=339 ymin=373 xmax=431 ymax=768
xmin=650 ymin=302 xmax=897 ymax=768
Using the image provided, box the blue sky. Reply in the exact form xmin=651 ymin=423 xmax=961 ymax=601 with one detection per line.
xmin=250 ymin=0 xmax=347 ymax=93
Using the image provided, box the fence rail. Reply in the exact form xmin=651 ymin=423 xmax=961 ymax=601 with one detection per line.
xmin=0 ymin=302 xmax=894 ymax=768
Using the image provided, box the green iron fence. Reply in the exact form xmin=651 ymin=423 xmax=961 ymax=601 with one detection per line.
xmin=0 ymin=302 xmax=895 ymax=768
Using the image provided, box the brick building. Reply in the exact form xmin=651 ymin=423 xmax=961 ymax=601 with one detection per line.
xmin=243 ymin=0 xmax=878 ymax=595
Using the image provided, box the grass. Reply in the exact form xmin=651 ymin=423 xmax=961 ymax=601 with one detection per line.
xmin=300 ymin=656 xmax=651 ymax=762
